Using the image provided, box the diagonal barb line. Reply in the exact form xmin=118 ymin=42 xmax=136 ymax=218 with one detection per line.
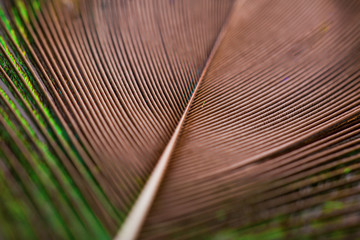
xmin=114 ymin=1 xmax=246 ymax=239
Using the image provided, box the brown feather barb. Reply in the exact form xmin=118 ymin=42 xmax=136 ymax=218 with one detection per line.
xmin=0 ymin=0 xmax=359 ymax=239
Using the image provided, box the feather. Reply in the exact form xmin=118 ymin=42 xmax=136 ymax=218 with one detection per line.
xmin=0 ymin=0 xmax=359 ymax=239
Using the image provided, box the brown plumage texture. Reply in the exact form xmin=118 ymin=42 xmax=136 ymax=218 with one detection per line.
xmin=0 ymin=0 xmax=359 ymax=239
